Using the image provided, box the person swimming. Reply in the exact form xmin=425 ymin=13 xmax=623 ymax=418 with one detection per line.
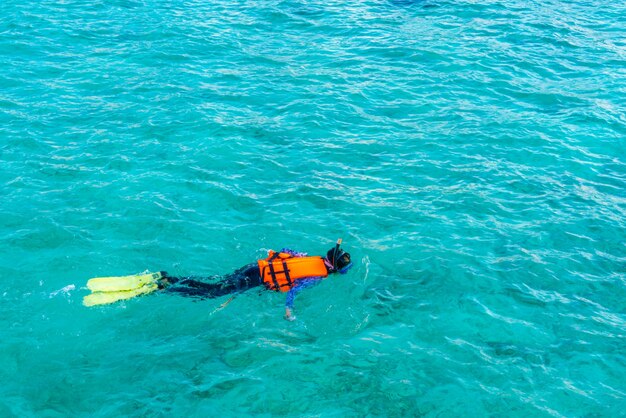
xmin=83 ymin=239 xmax=353 ymax=320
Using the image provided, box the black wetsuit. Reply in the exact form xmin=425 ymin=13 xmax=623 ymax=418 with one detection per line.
xmin=162 ymin=263 xmax=263 ymax=298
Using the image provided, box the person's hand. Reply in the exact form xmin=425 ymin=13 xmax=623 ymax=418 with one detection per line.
xmin=284 ymin=308 xmax=296 ymax=321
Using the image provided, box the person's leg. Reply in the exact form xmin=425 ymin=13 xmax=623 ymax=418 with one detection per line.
xmin=161 ymin=264 xmax=262 ymax=298
xmin=226 ymin=263 xmax=262 ymax=291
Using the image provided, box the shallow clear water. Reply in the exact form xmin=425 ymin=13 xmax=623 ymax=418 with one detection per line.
xmin=1 ymin=0 xmax=625 ymax=416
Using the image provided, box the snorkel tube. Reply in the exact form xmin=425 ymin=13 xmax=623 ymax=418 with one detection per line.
xmin=332 ymin=238 xmax=342 ymax=268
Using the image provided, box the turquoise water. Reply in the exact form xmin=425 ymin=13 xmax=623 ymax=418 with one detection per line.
xmin=1 ymin=0 xmax=625 ymax=415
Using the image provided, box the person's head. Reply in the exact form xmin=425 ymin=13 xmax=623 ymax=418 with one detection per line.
xmin=324 ymin=245 xmax=353 ymax=274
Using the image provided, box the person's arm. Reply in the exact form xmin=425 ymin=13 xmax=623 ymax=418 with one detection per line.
xmin=284 ymin=277 xmax=323 ymax=321
xmin=279 ymin=248 xmax=307 ymax=257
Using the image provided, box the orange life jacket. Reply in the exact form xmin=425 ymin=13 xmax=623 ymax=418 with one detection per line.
xmin=257 ymin=250 xmax=329 ymax=292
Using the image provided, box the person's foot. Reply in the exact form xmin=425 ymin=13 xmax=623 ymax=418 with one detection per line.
xmin=157 ymin=272 xmax=171 ymax=289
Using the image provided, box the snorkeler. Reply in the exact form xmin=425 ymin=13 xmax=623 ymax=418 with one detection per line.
xmin=83 ymin=239 xmax=353 ymax=320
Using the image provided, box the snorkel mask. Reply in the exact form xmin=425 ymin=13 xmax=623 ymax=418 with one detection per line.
xmin=326 ymin=238 xmax=353 ymax=274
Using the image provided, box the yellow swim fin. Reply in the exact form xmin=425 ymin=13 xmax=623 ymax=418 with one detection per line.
xmin=83 ymin=283 xmax=159 ymax=307
xmin=87 ymin=272 xmax=162 ymax=292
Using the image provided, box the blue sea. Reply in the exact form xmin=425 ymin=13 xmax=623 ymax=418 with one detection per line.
xmin=1 ymin=0 xmax=625 ymax=416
